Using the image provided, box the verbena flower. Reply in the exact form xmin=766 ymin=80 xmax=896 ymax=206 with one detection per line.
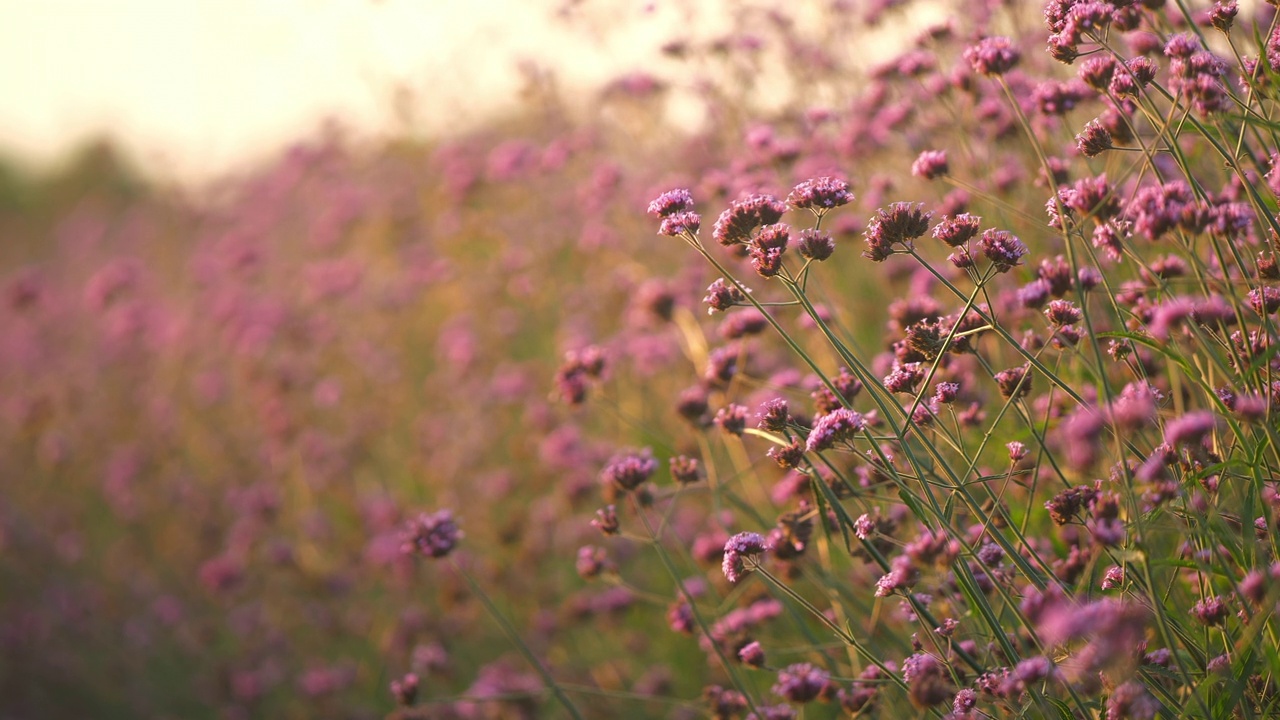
xmin=964 ymin=36 xmax=1020 ymax=76
xmin=401 ymin=509 xmax=463 ymax=559
xmin=864 ymin=203 xmax=933 ymax=260
xmin=977 ymin=228 xmax=1028 ymax=272
xmin=601 ymin=449 xmax=658 ymax=491
xmin=713 ymin=195 xmax=788 ymax=246
xmin=787 ymin=177 xmax=853 ymax=214
xmin=805 ymin=408 xmax=866 ymax=452
xmin=933 ymin=213 xmax=981 ymax=247
xmin=722 ymin=532 xmax=768 ymax=583
xmin=1076 ymin=120 xmax=1113 ymax=157
xmin=772 ymin=663 xmax=829 ymax=703
xmin=912 ymin=150 xmax=949 ymax=179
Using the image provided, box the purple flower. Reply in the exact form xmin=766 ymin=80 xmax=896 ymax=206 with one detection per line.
xmin=592 ymin=505 xmax=620 ymax=535
xmin=576 ymin=545 xmax=611 ymax=579
xmin=875 ymin=555 xmax=918 ymax=597
xmin=977 ymin=229 xmax=1028 ymax=272
xmin=658 ymin=211 xmax=701 ymax=237
xmin=805 ymin=408 xmax=866 ymax=452
xmin=902 ymin=653 xmax=951 ymax=707
xmin=390 ymin=673 xmax=419 ymax=707
xmin=787 ymin=177 xmax=854 ymax=213
xmin=722 ymin=532 xmax=768 ymax=583
xmin=953 ymin=688 xmax=976 ymax=714
xmin=602 ymin=449 xmax=658 ymax=491
xmin=749 ymin=223 xmax=790 ymax=277
xmin=1045 ymin=299 xmax=1083 ymax=326
xmin=1248 ymin=286 xmax=1280 ymax=315
xmin=669 ymin=455 xmax=702 ymax=484
xmin=864 ymin=202 xmax=933 ymax=261
xmin=1191 ymin=595 xmax=1229 ymax=626
xmin=1210 ymin=1 xmax=1238 ymax=32
xmin=704 ymin=278 xmax=748 ymax=313
xmin=401 ymin=509 xmax=463 ymax=559
xmin=932 ymin=213 xmax=981 ymax=247
xmin=1164 ymin=411 xmax=1217 ymax=447
xmin=964 ymin=36 xmax=1020 ymax=76
xmin=1101 ymin=565 xmax=1124 ymax=590
xmin=1076 ymin=120 xmax=1114 ymax=157
xmin=713 ymin=194 xmax=788 ymax=246
xmin=912 ymin=150 xmax=949 ymax=179
xmin=994 ymin=365 xmax=1032 ymax=399
xmin=739 ymin=640 xmax=766 ymax=667
xmin=715 ymin=404 xmax=749 ymax=435
xmin=796 ymin=228 xmax=835 ymax=261
xmin=757 ymin=398 xmax=790 ymax=431
xmin=648 ymin=188 xmax=695 ymax=217
xmin=772 ymin=663 xmax=829 ymax=703
xmin=1106 ymin=681 xmax=1159 ymax=720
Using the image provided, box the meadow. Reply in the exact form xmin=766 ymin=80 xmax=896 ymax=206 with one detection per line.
xmin=3 ymin=1 xmax=1280 ymax=718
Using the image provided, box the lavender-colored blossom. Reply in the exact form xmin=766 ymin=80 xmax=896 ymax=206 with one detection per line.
xmin=658 ymin=211 xmax=701 ymax=237
xmin=912 ymin=150 xmax=949 ymax=179
xmin=713 ymin=195 xmax=788 ymax=246
xmin=1249 ymin=286 xmax=1280 ymax=315
xmin=669 ymin=455 xmax=702 ymax=484
xmin=1106 ymin=681 xmax=1159 ymax=720
xmin=390 ymin=673 xmax=419 ymax=706
xmin=715 ymin=404 xmax=748 ymax=436
xmin=1210 ymin=1 xmax=1238 ymax=32
xmin=1077 ymin=120 xmax=1114 ymax=157
xmin=787 ymin=177 xmax=853 ymax=213
xmin=772 ymin=663 xmax=829 ymax=703
xmin=576 ymin=545 xmax=611 ymax=579
xmin=704 ymin=278 xmax=747 ymax=313
xmin=994 ymin=366 xmax=1032 ymax=399
xmin=592 ymin=505 xmax=619 ymax=535
xmin=769 ymin=441 xmax=806 ymax=472
xmin=739 ymin=640 xmax=766 ymax=667
xmin=602 ymin=449 xmax=658 ymax=491
xmin=401 ymin=509 xmax=463 ymax=559
xmin=1101 ymin=565 xmax=1125 ymax=590
xmin=875 ymin=555 xmax=918 ymax=597
xmin=864 ymin=202 xmax=932 ymax=260
xmin=749 ymin=223 xmax=790 ymax=277
xmin=648 ymin=188 xmax=694 ymax=217
xmin=933 ymin=213 xmax=981 ymax=247
xmin=1164 ymin=411 xmax=1217 ymax=447
xmin=977 ymin=229 xmax=1028 ymax=272
xmin=1191 ymin=595 xmax=1229 ymax=626
xmin=805 ymin=408 xmax=866 ymax=452
xmin=965 ymin=37 xmax=1020 ymax=76
xmin=722 ymin=532 xmax=767 ymax=583
xmin=757 ymin=398 xmax=790 ymax=431
xmin=902 ymin=653 xmax=951 ymax=707
xmin=796 ymin=228 xmax=835 ymax=261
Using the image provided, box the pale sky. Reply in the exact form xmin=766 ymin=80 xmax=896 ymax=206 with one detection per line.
xmin=0 ymin=0 xmax=694 ymax=181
